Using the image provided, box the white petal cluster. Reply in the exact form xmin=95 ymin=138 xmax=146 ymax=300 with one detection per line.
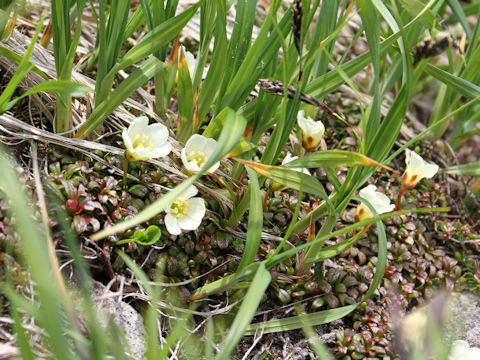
xmin=297 ymin=110 xmax=325 ymax=151
xmin=402 ymin=149 xmax=439 ymax=188
xmin=355 ymin=185 xmax=394 ymax=222
xmin=448 ymin=340 xmax=480 ymax=360
xmin=181 ymin=134 xmax=219 ymax=174
xmin=122 ymin=116 xmax=171 ymax=161
xmin=164 ymin=185 xmax=205 ymax=235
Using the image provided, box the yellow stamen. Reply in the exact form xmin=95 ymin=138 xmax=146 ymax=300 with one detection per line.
xmin=132 ymin=134 xmax=153 ymax=151
xmin=188 ymin=151 xmax=208 ymax=168
xmin=170 ymin=200 xmax=190 ymax=218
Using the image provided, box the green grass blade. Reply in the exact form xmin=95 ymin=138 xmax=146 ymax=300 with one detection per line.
xmin=361 ymin=219 xmax=387 ymax=300
xmin=424 ymin=63 xmax=480 ymax=99
xmin=296 ymin=305 xmax=335 ymax=360
xmin=193 ymin=263 xmax=261 ymax=298
xmin=96 ymin=0 xmax=131 ymax=98
xmin=358 ymin=0 xmax=381 ymax=151
xmin=305 ymin=0 xmax=436 ymax=99
xmin=237 ymin=167 xmax=262 ymax=271
xmin=177 ymin=49 xmax=195 ymax=142
xmin=237 ymin=159 xmax=334 ymax=212
xmin=197 ymin=0 xmax=227 ymax=122
xmin=4 ymin=80 xmax=91 ymax=113
xmin=0 ymin=46 xmax=47 ymax=78
xmin=444 ymin=161 xmax=480 ymax=176
xmin=218 ymin=0 xmax=257 ymax=97
xmin=0 ymin=12 xmax=45 ymax=110
xmin=0 ymin=148 xmax=74 ymax=358
xmin=446 ymin=0 xmax=472 ymax=40
xmin=76 ymin=57 xmax=166 ymax=139
xmin=2 ymin=287 xmax=35 ymax=360
xmin=114 ymin=2 xmax=201 ymax=74
xmin=245 ymin=304 xmax=357 ymax=335
xmin=214 ymin=263 xmax=271 ymax=359
xmin=91 ymin=108 xmax=246 ymax=240
xmin=95 ymin=1 xmax=200 ymax=106
xmin=282 ymin=150 xmax=389 ymax=169
xmin=217 ymin=1 xmax=288 ymax=112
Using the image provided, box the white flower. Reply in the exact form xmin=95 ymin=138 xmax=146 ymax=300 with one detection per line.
xmin=122 ymin=116 xmax=171 ymax=161
xmin=181 ymin=134 xmax=219 ymax=174
xmin=449 ymin=340 xmax=480 ymax=360
xmin=355 ymin=185 xmax=394 ymax=221
xmin=297 ymin=110 xmax=325 ymax=151
xmin=164 ymin=185 xmax=205 ymax=235
xmin=402 ymin=149 xmax=439 ymax=188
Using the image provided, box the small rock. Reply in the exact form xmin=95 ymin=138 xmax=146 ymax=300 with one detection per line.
xmin=92 ymin=281 xmax=146 ymax=359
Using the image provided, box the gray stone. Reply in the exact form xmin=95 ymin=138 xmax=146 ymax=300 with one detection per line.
xmin=92 ymin=281 xmax=147 ymax=359
xmin=450 ymin=292 xmax=480 ymax=347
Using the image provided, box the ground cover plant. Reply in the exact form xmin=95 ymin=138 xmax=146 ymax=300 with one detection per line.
xmin=0 ymin=0 xmax=479 ymax=359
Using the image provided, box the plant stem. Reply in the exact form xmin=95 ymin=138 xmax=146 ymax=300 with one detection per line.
xmin=123 ymin=154 xmax=129 ymax=189
xmin=396 ymin=185 xmax=406 ymax=211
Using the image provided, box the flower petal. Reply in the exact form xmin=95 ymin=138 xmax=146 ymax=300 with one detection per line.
xmin=149 ymin=123 xmax=170 ymax=143
xmin=177 ymin=214 xmax=202 ymax=231
xmin=131 ymin=147 xmax=152 ymax=161
xmin=150 ymin=142 xmax=172 ymax=158
xmin=127 ymin=116 xmax=149 ymax=139
xmin=165 ymin=213 xmax=182 ymax=235
xmin=356 ymin=185 xmax=394 ymax=221
xmin=181 ymin=185 xmax=199 ymax=200
xmin=186 ymin=197 xmax=206 ymax=219
xmin=122 ymin=128 xmax=135 ymax=153
xmin=185 ymin=134 xmax=209 ymax=152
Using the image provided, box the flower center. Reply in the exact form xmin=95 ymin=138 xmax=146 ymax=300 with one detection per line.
xmin=170 ymin=199 xmax=190 ymax=218
xmin=188 ymin=151 xmax=208 ymax=168
xmin=132 ymin=133 xmax=153 ymax=151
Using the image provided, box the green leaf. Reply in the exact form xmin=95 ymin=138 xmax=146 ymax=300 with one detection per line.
xmin=4 ymin=80 xmax=92 ymax=113
xmin=424 ymin=63 xmax=480 ymax=99
xmin=134 ymin=225 xmax=162 ymax=246
xmin=446 ymin=0 xmax=472 ymax=40
xmin=114 ymin=1 xmax=201 ymax=74
xmin=444 ymin=161 xmax=480 ymax=176
xmin=245 ymin=304 xmax=357 ymax=334
xmin=237 ymin=167 xmax=262 ymax=271
xmin=75 ymin=57 xmax=166 ymax=139
xmin=215 ymin=263 xmax=271 ymax=358
xmin=177 ymin=49 xmax=195 ymax=143
xmin=0 ymin=13 xmax=45 ymax=111
xmin=237 ymin=159 xmax=335 ymax=213
xmin=0 ymin=46 xmax=47 ymax=78
xmin=305 ymin=0 xmax=436 ymax=99
xmin=197 ymin=0 xmax=228 ymax=122
xmin=282 ymin=150 xmax=390 ymax=170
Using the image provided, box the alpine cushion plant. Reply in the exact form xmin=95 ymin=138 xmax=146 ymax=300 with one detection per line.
xmin=355 ymin=185 xmax=395 ymax=222
xmin=164 ymin=185 xmax=206 ymax=235
xmin=122 ymin=116 xmax=172 ymax=161
xmin=297 ymin=110 xmax=325 ymax=152
xmin=181 ymin=134 xmax=219 ymax=174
